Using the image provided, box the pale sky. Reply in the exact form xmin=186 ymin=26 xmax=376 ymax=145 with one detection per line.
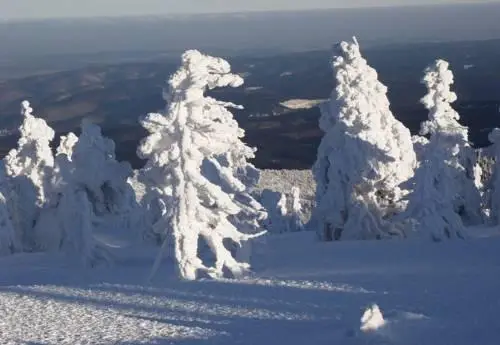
xmin=0 ymin=0 xmax=497 ymax=19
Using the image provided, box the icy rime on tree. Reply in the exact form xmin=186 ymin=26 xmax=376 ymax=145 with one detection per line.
xmin=312 ymin=38 xmax=416 ymax=241
xmin=3 ymin=101 xmax=55 ymax=250
xmin=35 ymin=121 xmax=137 ymax=264
xmin=138 ymin=50 xmax=266 ymax=280
xmin=401 ymin=60 xmax=471 ymax=240
xmin=419 ymin=60 xmax=482 ymax=225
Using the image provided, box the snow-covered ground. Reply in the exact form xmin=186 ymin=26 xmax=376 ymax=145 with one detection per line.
xmin=280 ymin=99 xmax=326 ymax=110
xmin=1 ymin=230 xmax=500 ymax=344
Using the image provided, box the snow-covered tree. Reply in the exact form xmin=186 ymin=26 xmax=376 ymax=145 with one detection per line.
xmin=0 ymin=165 xmax=20 ymax=255
xmin=34 ymin=120 xmax=139 ymax=263
xmin=4 ymin=101 xmax=55 ymax=205
xmin=400 ymin=60 xmax=471 ymax=240
xmin=312 ymin=38 xmax=416 ymax=241
xmin=486 ymin=129 xmax=500 ymax=224
xmin=260 ymin=190 xmax=288 ymax=234
xmin=420 ymin=60 xmax=482 ymax=225
xmin=138 ymin=50 xmax=266 ymax=280
xmin=3 ymin=101 xmax=55 ymax=250
xmin=288 ymin=187 xmax=304 ymax=232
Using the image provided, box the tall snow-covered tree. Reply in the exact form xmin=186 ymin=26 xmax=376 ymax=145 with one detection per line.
xmin=3 ymin=101 xmax=55 ymax=250
xmin=419 ymin=60 xmax=482 ymax=225
xmin=138 ymin=50 xmax=266 ymax=280
xmin=311 ymin=38 xmax=416 ymax=241
xmin=400 ymin=60 xmax=470 ymax=240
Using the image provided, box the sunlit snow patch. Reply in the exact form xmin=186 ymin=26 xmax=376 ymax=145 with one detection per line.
xmin=360 ymin=304 xmax=386 ymax=332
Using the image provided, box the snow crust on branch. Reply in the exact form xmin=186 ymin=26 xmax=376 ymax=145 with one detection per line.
xmin=312 ymin=38 xmax=416 ymax=241
xmin=139 ymin=50 xmax=265 ymax=280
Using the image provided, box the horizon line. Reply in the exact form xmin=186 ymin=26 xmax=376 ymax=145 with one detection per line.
xmin=1 ymin=1 xmax=498 ymax=24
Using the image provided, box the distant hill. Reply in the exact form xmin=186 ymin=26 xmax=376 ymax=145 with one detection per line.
xmin=1 ymin=39 xmax=500 ymax=169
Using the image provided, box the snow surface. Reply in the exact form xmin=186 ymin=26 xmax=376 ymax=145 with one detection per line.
xmin=1 ymin=230 xmax=500 ymax=344
xmin=280 ymin=99 xmax=327 ymax=110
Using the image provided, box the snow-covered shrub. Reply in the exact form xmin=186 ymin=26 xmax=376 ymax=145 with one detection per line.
xmin=138 ymin=50 xmax=266 ymax=280
xmin=56 ymin=132 xmax=78 ymax=158
xmin=260 ymin=189 xmax=289 ymax=234
xmin=43 ymin=152 xmax=109 ymax=265
xmin=400 ymin=60 xmax=472 ymax=240
xmin=288 ymin=187 xmax=304 ymax=232
xmin=311 ymin=38 xmax=416 ymax=241
xmin=3 ymin=101 xmax=55 ymax=250
xmin=33 ymin=120 xmax=140 ymax=263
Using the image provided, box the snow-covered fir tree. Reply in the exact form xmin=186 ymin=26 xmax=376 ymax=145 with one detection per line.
xmin=288 ymin=187 xmax=304 ymax=232
xmin=138 ymin=50 xmax=266 ymax=280
xmin=34 ymin=120 xmax=139 ymax=263
xmin=419 ymin=60 xmax=482 ymax=225
xmin=312 ymin=38 xmax=416 ymax=241
xmin=3 ymin=101 xmax=55 ymax=250
xmin=400 ymin=60 xmax=472 ymax=240
xmin=486 ymin=128 xmax=500 ymax=225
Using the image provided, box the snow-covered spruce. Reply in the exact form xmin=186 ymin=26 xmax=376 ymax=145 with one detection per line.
xmin=486 ymin=129 xmax=500 ymax=225
xmin=311 ymin=38 xmax=416 ymax=241
xmin=418 ymin=60 xmax=483 ymax=225
xmin=35 ymin=121 xmax=140 ymax=264
xmin=400 ymin=60 xmax=474 ymax=240
xmin=3 ymin=101 xmax=55 ymax=250
xmin=138 ymin=50 xmax=266 ymax=280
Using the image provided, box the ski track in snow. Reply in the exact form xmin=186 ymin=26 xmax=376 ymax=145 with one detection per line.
xmin=1 ymin=232 xmax=500 ymax=344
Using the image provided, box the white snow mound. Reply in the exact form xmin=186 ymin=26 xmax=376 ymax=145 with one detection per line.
xmin=360 ymin=304 xmax=386 ymax=332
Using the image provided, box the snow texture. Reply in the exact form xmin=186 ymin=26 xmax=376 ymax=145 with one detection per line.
xmin=138 ymin=50 xmax=265 ymax=280
xmin=312 ymin=37 xmax=416 ymax=241
xmin=1 ymin=230 xmax=500 ymax=345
